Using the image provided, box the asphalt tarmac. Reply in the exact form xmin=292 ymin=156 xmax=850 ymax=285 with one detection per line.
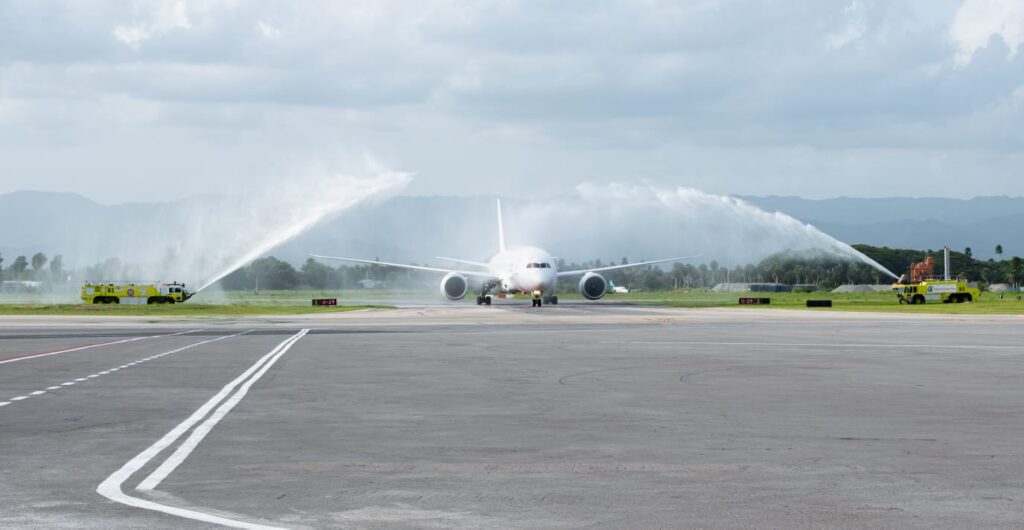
xmin=1 ymin=305 xmax=1023 ymax=528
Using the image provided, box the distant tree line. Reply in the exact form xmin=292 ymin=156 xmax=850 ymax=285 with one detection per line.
xmin=853 ymin=244 xmax=1023 ymax=288
xmin=212 ymin=245 xmax=1024 ymax=292
xmin=5 ymin=243 xmax=1021 ymax=292
xmin=0 ymin=252 xmax=65 ymax=283
xmin=217 ymin=257 xmax=434 ymax=291
xmin=587 ymin=244 xmax=1023 ymax=291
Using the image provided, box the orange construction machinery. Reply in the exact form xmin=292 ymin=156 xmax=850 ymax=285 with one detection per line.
xmin=909 ymin=256 xmax=935 ymax=283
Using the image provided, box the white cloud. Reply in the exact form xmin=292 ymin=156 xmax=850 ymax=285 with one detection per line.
xmin=827 ymin=0 xmax=868 ymax=49
xmin=112 ymin=25 xmax=150 ymax=47
xmin=2 ymin=0 xmax=1024 ymax=201
xmin=951 ymin=0 xmax=1024 ymax=66
xmin=256 ymin=20 xmax=281 ymax=39
xmin=113 ymin=0 xmax=193 ymax=48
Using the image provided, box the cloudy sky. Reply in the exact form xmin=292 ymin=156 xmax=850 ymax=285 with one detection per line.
xmin=1 ymin=0 xmax=1022 ymax=202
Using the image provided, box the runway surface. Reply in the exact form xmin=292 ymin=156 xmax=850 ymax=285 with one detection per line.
xmin=2 ymin=304 xmax=1023 ymax=528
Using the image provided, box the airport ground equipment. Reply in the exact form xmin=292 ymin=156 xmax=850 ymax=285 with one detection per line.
xmin=81 ymin=282 xmax=193 ymax=305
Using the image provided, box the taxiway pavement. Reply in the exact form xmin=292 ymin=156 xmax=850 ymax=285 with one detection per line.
xmin=1 ymin=305 xmax=1023 ymax=528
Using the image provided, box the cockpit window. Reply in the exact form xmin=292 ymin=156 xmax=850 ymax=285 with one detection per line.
xmin=527 ymin=262 xmax=551 ymax=269
xmin=541 ymin=263 xmax=550 ymax=268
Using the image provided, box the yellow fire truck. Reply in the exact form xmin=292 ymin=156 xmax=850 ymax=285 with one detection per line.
xmin=893 ymin=278 xmax=979 ymax=305
xmin=81 ymin=282 xmax=193 ymax=305
xmin=893 ymin=247 xmax=981 ymax=305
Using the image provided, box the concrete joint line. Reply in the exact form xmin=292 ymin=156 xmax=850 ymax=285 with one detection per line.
xmin=2 ymin=331 xmax=247 ymax=408
xmin=0 ymin=329 xmax=200 ymax=366
xmin=97 ymin=329 xmax=309 ymax=530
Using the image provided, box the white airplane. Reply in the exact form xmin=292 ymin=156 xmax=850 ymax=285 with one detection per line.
xmin=312 ymin=200 xmax=698 ymax=307
xmin=609 ymin=281 xmax=641 ymax=294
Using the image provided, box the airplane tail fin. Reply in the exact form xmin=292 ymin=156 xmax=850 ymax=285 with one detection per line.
xmin=496 ymin=198 xmax=507 ymax=253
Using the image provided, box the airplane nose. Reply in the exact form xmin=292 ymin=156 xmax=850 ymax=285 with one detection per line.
xmin=523 ymin=270 xmax=550 ymax=290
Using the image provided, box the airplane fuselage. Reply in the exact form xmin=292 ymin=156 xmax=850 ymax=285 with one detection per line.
xmin=488 ymin=246 xmax=557 ymax=295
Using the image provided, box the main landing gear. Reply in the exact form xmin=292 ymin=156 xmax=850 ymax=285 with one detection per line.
xmin=476 ymin=281 xmax=498 ymax=306
xmin=532 ymin=293 xmax=558 ymax=307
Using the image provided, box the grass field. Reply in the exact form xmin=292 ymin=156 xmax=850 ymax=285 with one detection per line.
xmin=2 ymin=289 xmax=1023 ymax=316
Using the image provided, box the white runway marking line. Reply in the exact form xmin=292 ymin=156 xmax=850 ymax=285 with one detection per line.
xmin=0 ymin=329 xmax=199 ymax=366
xmin=98 ymin=329 xmax=309 ymax=530
xmin=138 ymin=328 xmax=308 ymax=491
xmin=1 ymin=331 xmax=250 ymax=409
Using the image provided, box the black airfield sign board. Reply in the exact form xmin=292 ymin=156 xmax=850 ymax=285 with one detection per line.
xmin=312 ymin=298 xmax=338 ymax=306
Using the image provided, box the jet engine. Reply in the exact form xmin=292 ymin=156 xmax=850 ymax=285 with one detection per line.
xmin=579 ymin=272 xmax=608 ymax=300
xmin=440 ymin=272 xmax=469 ymax=301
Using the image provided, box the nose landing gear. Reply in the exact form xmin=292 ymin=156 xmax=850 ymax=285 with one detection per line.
xmin=532 ymin=291 xmax=557 ymax=307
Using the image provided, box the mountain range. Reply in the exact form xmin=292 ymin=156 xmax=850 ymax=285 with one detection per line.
xmin=1 ymin=191 xmax=1021 ymax=274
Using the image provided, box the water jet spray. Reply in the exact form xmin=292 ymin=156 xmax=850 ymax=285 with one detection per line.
xmin=191 ymin=171 xmax=411 ymax=295
xmin=508 ymin=183 xmax=901 ymax=281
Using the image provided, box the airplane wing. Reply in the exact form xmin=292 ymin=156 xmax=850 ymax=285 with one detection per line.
xmin=436 ymin=256 xmax=490 ymax=269
xmin=311 ymin=254 xmax=499 ymax=279
xmin=556 ymin=254 xmax=702 ymax=278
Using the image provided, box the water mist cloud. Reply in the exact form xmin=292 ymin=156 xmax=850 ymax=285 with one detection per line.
xmin=190 ymin=168 xmax=412 ymax=292
xmin=502 ymin=183 xmax=896 ymax=278
xmin=72 ymin=162 xmax=411 ymax=293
